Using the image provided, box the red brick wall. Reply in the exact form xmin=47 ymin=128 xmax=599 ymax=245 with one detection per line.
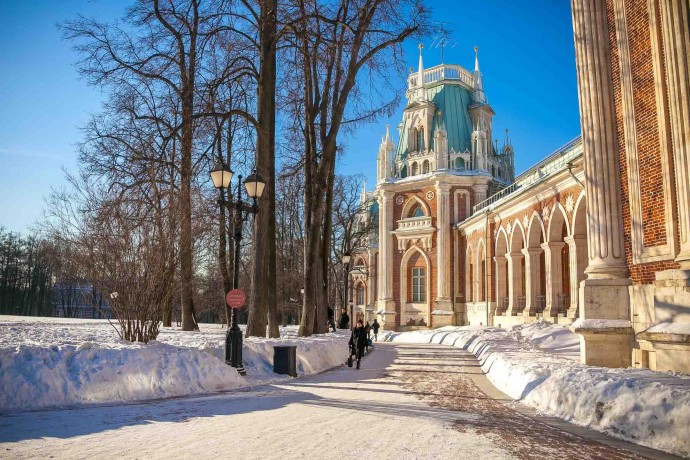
xmin=606 ymin=0 xmax=680 ymax=284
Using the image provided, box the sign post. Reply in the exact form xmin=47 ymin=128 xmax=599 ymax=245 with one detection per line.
xmin=225 ymin=289 xmax=246 ymax=375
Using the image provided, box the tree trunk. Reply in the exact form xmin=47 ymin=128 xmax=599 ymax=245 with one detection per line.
xmin=247 ymin=0 xmax=278 ymax=338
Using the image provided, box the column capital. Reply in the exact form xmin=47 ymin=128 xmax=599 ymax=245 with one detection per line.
xmin=506 ymin=251 xmax=524 ymax=261
xmin=522 ymin=247 xmax=542 ymax=256
xmin=564 ymin=235 xmax=586 ymax=246
xmin=471 ymin=183 xmax=489 ymax=193
xmin=434 ymin=181 xmax=452 ymax=194
xmin=493 ymin=255 xmax=507 ymax=262
xmin=541 ymin=241 xmax=567 ymax=251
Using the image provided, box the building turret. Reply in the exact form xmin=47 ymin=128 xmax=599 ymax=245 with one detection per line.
xmin=434 ymin=113 xmax=449 ymax=169
xmin=377 ymin=125 xmax=395 ymax=183
xmin=468 ymin=46 xmax=495 ymax=171
xmin=472 ymin=46 xmax=486 ymax=105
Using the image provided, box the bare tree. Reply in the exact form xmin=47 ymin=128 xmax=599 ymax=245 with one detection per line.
xmin=285 ymin=0 xmax=430 ymax=336
xmin=62 ymin=0 xmax=252 ymax=331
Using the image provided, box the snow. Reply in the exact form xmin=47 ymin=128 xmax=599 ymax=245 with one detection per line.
xmin=571 ymin=318 xmax=633 ymax=329
xmin=0 ymin=316 xmax=349 ymax=411
xmin=0 ymin=344 xmax=518 ymax=460
xmin=645 ymin=321 xmax=690 ymax=336
xmin=381 ymin=322 xmax=690 ymax=458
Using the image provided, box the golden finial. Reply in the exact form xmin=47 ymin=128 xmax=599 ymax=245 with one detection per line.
xmin=419 ymin=43 xmax=424 ymax=50
xmin=474 ymin=45 xmax=478 ymax=53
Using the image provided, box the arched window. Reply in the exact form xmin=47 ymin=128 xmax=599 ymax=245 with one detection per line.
xmin=455 ymin=158 xmax=465 ymax=170
xmin=411 ymin=162 xmax=418 ymax=176
xmin=400 ymin=165 xmax=407 ymax=178
xmin=411 ymin=205 xmax=424 ymax=218
xmin=416 ymin=128 xmax=425 ymax=152
xmin=422 ymin=160 xmax=429 ymax=174
xmin=356 ymin=285 xmax=365 ymax=305
xmin=411 ymin=267 xmax=426 ymax=302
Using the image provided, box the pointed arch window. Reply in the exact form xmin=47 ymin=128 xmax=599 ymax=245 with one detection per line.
xmin=422 ymin=160 xmax=430 ymax=174
xmin=411 ymin=267 xmax=426 ymax=302
xmin=416 ymin=128 xmax=425 ymax=152
xmin=411 ymin=205 xmax=425 ymax=218
xmin=455 ymin=158 xmax=465 ymax=170
xmin=356 ymin=285 xmax=365 ymax=305
xmin=411 ymin=162 xmax=418 ymax=176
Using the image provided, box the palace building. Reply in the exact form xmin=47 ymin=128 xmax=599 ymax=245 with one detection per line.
xmin=350 ymin=0 xmax=690 ymax=374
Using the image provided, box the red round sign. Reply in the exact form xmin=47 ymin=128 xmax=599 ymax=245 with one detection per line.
xmin=225 ymin=289 xmax=246 ymax=309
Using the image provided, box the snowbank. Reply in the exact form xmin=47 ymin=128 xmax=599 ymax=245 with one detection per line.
xmin=381 ymin=322 xmax=690 ymax=458
xmin=0 ymin=316 xmax=349 ymax=411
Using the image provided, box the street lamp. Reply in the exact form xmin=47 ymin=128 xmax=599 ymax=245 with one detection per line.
xmin=342 ymin=252 xmax=351 ymax=330
xmin=210 ymin=162 xmax=266 ymax=375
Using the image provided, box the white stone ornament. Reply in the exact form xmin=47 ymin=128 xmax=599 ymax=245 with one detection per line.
xmin=395 ymin=195 xmax=405 ymax=205
xmin=506 ymin=222 xmax=512 ymax=234
xmin=426 ymin=191 xmax=435 ymax=200
xmin=565 ymin=195 xmax=575 ymax=213
xmin=542 ymin=205 xmax=550 ymax=222
xmin=522 ymin=214 xmax=529 ymax=229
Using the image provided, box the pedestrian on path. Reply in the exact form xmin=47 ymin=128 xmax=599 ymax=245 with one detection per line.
xmin=365 ymin=321 xmax=371 ymax=352
xmin=349 ymin=319 xmax=368 ymax=369
xmin=327 ymin=306 xmax=336 ymax=332
xmin=372 ymin=319 xmax=380 ymax=342
xmin=338 ymin=309 xmax=349 ymax=329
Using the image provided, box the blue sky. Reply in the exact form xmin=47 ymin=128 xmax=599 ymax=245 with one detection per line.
xmin=0 ymin=0 xmax=580 ymax=233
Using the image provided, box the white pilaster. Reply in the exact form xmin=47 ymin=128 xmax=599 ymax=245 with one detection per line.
xmin=571 ymin=0 xmax=632 ymax=367
xmin=659 ymin=0 xmax=690 ymax=269
xmin=541 ymin=242 xmax=566 ymax=317
xmin=564 ymin=236 xmax=587 ymax=317
xmin=494 ymin=255 xmax=508 ymax=314
xmin=522 ymin=248 xmax=542 ymax=316
xmin=435 ymin=182 xmax=452 ymax=310
xmin=377 ymin=190 xmax=396 ymax=316
xmin=506 ymin=251 xmax=524 ymax=316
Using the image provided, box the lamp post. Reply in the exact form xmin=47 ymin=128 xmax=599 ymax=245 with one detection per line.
xmin=210 ymin=162 xmax=265 ymax=375
xmin=342 ymin=252 xmax=351 ymax=329
xmin=299 ymin=288 xmax=304 ymax=324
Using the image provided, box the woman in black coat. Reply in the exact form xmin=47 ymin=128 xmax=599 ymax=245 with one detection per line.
xmin=349 ymin=319 xmax=368 ymax=369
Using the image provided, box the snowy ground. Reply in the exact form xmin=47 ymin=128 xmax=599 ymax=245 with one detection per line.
xmin=0 ymin=316 xmax=349 ymax=411
xmin=381 ymin=323 xmax=690 ymax=458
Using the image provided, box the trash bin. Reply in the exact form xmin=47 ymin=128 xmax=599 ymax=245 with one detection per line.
xmin=273 ymin=345 xmax=297 ymax=377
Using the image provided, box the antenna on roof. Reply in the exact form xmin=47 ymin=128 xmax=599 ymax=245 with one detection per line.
xmin=430 ymin=33 xmax=457 ymax=64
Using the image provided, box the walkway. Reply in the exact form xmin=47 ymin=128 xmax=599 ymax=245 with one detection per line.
xmin=0 ymin=343 xmax=680 ymax=460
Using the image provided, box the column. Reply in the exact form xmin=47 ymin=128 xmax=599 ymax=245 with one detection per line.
xmin=494 ymin=255 xmax=507 ymax=314
xmin=377 ymin=189 xmax=397 ymax=325
xmin=367 ymin=250 xmax=377 ymax=312
xmin=506 ymin=251 xmax=523 ymax=316
xmin=522 ymin=248 xmax=542 ymax=316
xmin=571 ymin=0 xmax=632 ymax=367
xmin=659 ymin=0 xmax=690 ymax=268
xmin=542 ymin=242 xmax=565 ymax=317
xmin=434 ymin=182 xmax=452 ymax=310
xmin=472 ymin=183 xmax=488 ymax=208
xmin=564 ymin=236 xmax=587 ymax=317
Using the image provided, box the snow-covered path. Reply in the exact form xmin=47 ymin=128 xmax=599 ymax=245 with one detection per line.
xmin=0 ymin=343 xmax=679 ymax=460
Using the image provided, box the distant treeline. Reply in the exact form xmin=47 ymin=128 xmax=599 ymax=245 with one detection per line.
xmin=0 ymin=228 xmax=54 ymax=316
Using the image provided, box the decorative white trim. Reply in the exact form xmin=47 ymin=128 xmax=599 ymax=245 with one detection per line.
xmin=614 ymin=0 xmax=677 ymax=264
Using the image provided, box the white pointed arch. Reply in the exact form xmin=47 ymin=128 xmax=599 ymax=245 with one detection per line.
xmin=400 ymin=195 xmax=430 ymax=219
xmin=571 ymin=191 xmax=587 ymax=237
xmin=509 ymin=219 xmax=526 ymax=253
xmin=495 ymin=226 xmax=509 ymax=256
xmin=547 ymin=202 xmax=570 ymax=242
xmin=400 ymin=244 xmax=431 ymax=319
xmin=527 ymin=211 xmax=546 ymax=248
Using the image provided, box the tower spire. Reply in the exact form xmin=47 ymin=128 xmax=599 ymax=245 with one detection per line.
xmin=417 ymin=43 xmax=424 ymax=88
xmin=473 ymin=46 xmax=486 ymax=104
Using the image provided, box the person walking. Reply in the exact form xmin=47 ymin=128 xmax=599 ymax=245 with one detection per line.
xmin=349 ymin=319 xmax=368 ymax=369
xmin=372 ymin=319 xmax=380 ymax=342
xmin=338 ymin=309 xmax=350 ymax=329
xmin=364 ymin=321 xmax=371 ymax=352
xmin=327 ymin=306 xmax=336 ymax=332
